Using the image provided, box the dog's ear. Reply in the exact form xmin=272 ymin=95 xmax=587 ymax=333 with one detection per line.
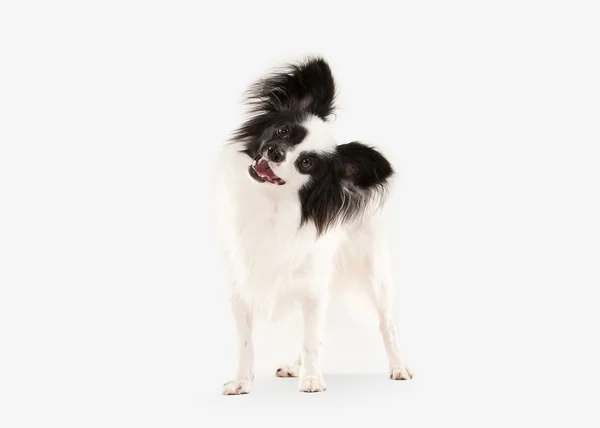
xmin=246 ymin=57 xmax=336 ymax=120
xmin=336 ymin=142 xmax=394 ymax=188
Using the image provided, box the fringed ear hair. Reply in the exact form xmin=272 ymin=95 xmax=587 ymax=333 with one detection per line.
xmin=243 ymin=57 xmax=336 ymax=120
xmin=232 ymin=57 xmax=337 ymax=158
xmin=337 ymin=142 xmax=394 ymax=189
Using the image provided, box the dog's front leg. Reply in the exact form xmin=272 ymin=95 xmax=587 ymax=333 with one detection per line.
xmin=222 ymin=296 xmax=253 ymax=395
xmin=298 ymin=296 xmax=327 ymax=393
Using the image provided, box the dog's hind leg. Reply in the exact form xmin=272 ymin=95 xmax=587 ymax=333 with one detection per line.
xmin=375 ymin=286 xmax=413 ymax=380
xmin=368 ymin=246 xmax=413 ymax=381
xmin=276 ymin=354 xmax=301 ymax=377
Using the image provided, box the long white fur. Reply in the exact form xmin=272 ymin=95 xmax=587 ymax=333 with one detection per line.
xmin=217 ymin=115 xmax=412 ymax=394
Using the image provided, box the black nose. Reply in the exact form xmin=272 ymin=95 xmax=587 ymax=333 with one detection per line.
xmin=266 ymin=145 xmax=285 ymax=163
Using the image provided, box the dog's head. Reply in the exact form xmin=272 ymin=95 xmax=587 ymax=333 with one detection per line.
xmin=231 ymin=57 xmax=393 ymax=234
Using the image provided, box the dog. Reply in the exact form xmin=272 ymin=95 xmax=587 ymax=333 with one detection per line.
xmin=215 ymin=57 xmax=412 ymax=394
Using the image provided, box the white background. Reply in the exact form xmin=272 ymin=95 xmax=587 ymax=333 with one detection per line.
xmin=1 ymin=0 xmax=599 ymax=426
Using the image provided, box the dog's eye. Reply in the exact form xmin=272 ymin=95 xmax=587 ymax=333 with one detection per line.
xmin=299 ymin=157 xmax=313 ymax=171
xmin=276 ymin=125 xmax=290 ymax=137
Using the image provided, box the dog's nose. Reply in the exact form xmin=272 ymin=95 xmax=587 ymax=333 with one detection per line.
xmin=266 ymin=145 xmax=285 ymax=163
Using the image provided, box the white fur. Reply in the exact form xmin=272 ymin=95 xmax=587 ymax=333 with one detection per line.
xmin=216 ymin=116 xmax=412 ymax=394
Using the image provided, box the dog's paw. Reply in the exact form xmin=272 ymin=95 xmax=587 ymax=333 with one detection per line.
xmin=222 ymin=378 xmax=252 ymax=395
xmin=276 ymin=362 xmax=300 ymax=378
xmin=299 ymin=375 xmax=327 ymax=393
xmin=390 ymin=365 xmax=413 ymax=380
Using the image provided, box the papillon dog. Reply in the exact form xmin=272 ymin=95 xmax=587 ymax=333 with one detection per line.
xmin=216 ymin=57 xmax=412 ymax=394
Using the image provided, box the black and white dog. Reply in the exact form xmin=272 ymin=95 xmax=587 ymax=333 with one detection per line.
xmin=216 ymin=57 xmax=412 ymax=394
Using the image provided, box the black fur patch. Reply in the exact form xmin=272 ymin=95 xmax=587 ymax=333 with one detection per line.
xmin=298 ymin=143 xmax=394 ymax=235
xmin=337 ymin=142 xmax=394 ymax=188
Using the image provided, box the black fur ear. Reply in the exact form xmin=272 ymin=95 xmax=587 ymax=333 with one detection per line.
xmin=245 ymin=57 xmax=336 ymax=120
xmin=336 ymin=142 xmax=394 ymax=188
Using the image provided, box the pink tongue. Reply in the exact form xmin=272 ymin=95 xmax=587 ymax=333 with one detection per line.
xmin=255 ymin=160 xmax=275 ymax=178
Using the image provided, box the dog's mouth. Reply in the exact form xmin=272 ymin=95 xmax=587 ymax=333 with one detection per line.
xmin=249 ymin=158 xmax=286 ymax=185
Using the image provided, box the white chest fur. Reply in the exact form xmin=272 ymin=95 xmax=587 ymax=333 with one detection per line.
xmin=215 ymin=145 xmax=341 ymax=314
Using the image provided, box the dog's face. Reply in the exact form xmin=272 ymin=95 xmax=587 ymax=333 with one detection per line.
xmin=248 ymin=115 xmax=336 ymax=191
xmin=232 ymin=57 xmax=393 ymax=234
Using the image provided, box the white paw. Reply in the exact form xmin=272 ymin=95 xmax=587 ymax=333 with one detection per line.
xmin=222 ymin=378 xmax=252 ymax=395
xmin=276 ymin=362 xmax=300 ymax=377
xmin=299 ymin=375 xmax=327 ymax=393
xmin=390 ymin=365 xmax=413 ymax=380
